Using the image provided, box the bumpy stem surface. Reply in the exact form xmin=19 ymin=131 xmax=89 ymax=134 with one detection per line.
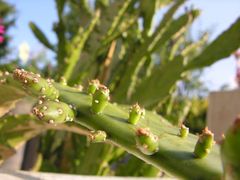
xmin=55 ymin=84 xmax=222 ymax=179
xmin=1 ymin=71 xmax=223 ymax=179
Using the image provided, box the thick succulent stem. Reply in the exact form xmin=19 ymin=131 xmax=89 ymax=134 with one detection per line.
xmin=55 ymin=84 xmax=222 ymax=179
xmin=2 ymin=70 xmax=223 ymax=179
xmin=221 ymin=117 xmax=240 ymax=179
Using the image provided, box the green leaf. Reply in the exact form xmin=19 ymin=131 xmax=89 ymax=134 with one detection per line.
xmin=131 ymin=55 xmax=184 ymax=106
xmin=0 ymin=115 xmax=42 ymax=161
xmin=29 ymin=22 xmax=55 ymax=51
xmin=113 ymin=9 xmax=199 ymax=102
xmin=63 ymin=10 xmax=101 ymax=81
xmin=69 ymin=0 xmax=135 ymax=84
xmin=181 ymin=33 xmax=208 ymax=57
xmin=0 ymin=113 xmax=89 ymax=163
xmin=0 ymin=83 xmax=25 ymax=117
xmin=56 ymin=0 xmax=65 ymax=17
xmin=185 ymin=17 xmax=240 ymax=70
xmin=140 ymin=0 xmax=157 ymax=35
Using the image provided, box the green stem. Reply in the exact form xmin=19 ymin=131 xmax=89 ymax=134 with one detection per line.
xmin=55 ymin=84 xmax=223 ymax=179
xmin=63 ymin=10 xmax=100 ymax=81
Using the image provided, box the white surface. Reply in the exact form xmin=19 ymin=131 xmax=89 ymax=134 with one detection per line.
xmin=0 ymin=170 xmax=174 ymax=180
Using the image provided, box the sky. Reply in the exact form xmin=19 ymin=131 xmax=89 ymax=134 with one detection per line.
xmin=5 ymin=0 xmax=240 ymax=91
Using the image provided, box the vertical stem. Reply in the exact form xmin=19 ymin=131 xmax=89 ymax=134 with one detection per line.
xmin=99 ymin=41 xmax=116 ymax=83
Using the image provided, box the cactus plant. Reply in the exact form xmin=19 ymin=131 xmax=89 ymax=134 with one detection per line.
xmin=1 ymin=0 xmax=240 ymax=178
xmin=221 ymin=117 xmax=240 ymax=180
xmin=0 ymin=72 xmax=223 ymax=178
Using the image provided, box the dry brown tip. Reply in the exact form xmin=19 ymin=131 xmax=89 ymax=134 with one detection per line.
xmin=90 ymin=79 xmax=100 ymax=85
xmin=136 ymin=128 xmax=150 ymax=136
xmin=202 ymin=127 xmax=213 ymax=136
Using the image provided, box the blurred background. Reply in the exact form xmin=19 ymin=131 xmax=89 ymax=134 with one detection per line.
xmin=5 ymin=0 xmax=240 ymax=91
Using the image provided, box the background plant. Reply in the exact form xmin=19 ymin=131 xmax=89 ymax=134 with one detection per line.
xmin=0 ymin=0 xmax=240 ymax=179
xmin=0 ymin=0 xmax=15 ymax=59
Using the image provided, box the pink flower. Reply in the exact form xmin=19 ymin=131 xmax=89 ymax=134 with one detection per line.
xmin=0 ymin=25 xmax=5 ymax=34
xmin=234 ymin=49 xmax=240 ymax=60
xmin=0 ymin=36 xmax=4 ymax=43
xmin=236 ymin=65 xmax=240 ymax=87
xmin=0 ymin=21 xmax=5 ymax=43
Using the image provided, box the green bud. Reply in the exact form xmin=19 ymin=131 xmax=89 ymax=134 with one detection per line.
xmin=179 ymin=124 xmax=189 ymax=138
xmin=0 ymin=71 xmax=10 ymax=84
xmin=88 ymin=130 xmax=107 ymax=143
xmin=136 ymin=128 xmax=159 ymax=155
xmin=74 ymin=84 xmax=84 ymax=92
xmin=194 ymin=127 xmax=214 ymax=158
xmin=13 ymin=69 xmax=59 ymax=100
xmin=91 ymin=85 xmax=110 ymax=114
xmin=32 ymin=100 xmax=74 ymax=124
xmin=87 ymin=79 xmax=100 ymax=95
xmin=59 ymin=76 xmax=67 ymax=86
xmin=128 ymin=103 xmax=145 ymax=125
xmin=221 ymin=116 xmax=240 ymax=179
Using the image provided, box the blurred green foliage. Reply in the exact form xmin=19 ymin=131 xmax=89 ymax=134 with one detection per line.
xmin=0 ymin=0 xmax=240 ymax=178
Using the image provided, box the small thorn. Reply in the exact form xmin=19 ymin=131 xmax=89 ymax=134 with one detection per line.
xmin=94 ymin=100 xmax=99 ymax=104
xmin=43 ymin=106 xmax=48 ymax=110
xmin=40 ymin=87 xmax=46 ymax=92
xmin=48 ymin=119 xmax=55 ymax=124
xmin=33 ymin=78 xmax=39 ymax=83
xmin=58 ymin=108 xmax=63 ymax=115
xmin=0 ymin=79 xmax=6 ymax=84
xmin=3 ymin=71 xmax=9 ymax=76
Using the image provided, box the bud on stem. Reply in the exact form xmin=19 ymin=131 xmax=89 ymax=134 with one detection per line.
xmin=91 ymin=85 xmax=110 ymax=114
xmin=87 ymin=79 xmax=100 ymax=95
xmin=32 ymin=100 xmax=74 ymax=124
xmin=128 ymin=103 xmax=145 ymax=125
xmin=59 ymin=76 xmax=67 ymax=86
xmin=13 ymin=69 xmax=59 ymax=100
xmin=136 ymin=128 xmax=159 ymax=155
xmin=88 ymin=130 xmax=107 ymax=143
xmin=179 ymin=124 xmax=189 ymax=138
xmin=194 ymin=127 xmax=214 ymax=158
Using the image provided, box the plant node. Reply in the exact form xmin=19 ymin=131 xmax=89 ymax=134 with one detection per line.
xmin=194 ymin=127 xmax=214 ymax=158
xmin=136 ymin=128 xmax=159 ymax=155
